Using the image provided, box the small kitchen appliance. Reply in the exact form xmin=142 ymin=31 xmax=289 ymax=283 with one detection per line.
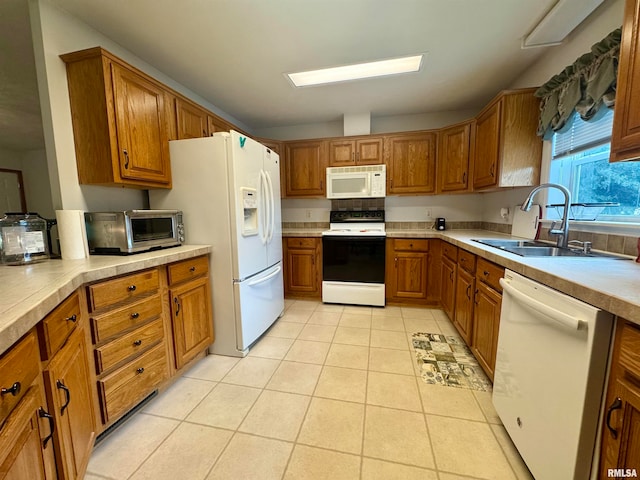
xmin=326 ymin=165 xmax=386 ymax=199
xmin=436 ymin=217 xmax=446 ymax=230
xmin=322 ymin=210 xmax=386 ymax=306
xmin=0 ymin=212 xmax=50 ymax=265
xmin=84 ymin=210 xmax=183 ymax=254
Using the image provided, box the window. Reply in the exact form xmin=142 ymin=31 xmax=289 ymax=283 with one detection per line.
xmin=548 ymin=109 xmax=640 ymax=222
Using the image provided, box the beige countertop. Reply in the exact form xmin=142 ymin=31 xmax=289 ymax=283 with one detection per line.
xmin=0 ymin=245 xmax=211 ymax=356
xmin=284 ymin=228 xmax=640 ymax=323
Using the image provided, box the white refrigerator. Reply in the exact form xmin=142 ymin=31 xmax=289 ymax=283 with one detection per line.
xmin=149 ymin=131 xmax=284 ymax=357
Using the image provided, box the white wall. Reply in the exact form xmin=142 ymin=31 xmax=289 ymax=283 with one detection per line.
xmin=28 ymin=0 xmax=250 ymax=212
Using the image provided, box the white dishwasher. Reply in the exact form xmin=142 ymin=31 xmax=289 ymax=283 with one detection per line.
xmin=493 ymin=270 xmax=614 ymax=480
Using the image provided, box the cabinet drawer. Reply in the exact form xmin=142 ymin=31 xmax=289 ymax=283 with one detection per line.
xmin=458 ymin=250 xmax=476 ymax=274
xmin=38 ymin=291 xmax=82 ymax=360
xmin=442 ymin=242 xmax=458 ymax=262
xmin=167 ymin=255 xmax=209 ymax=286
xmin=88 ymin=269 xmax=159 ymax=311
xmin=476 ymin=258 xmax=504 ymax=292
xmin=94 ymin=318 xmax=164 ymax=375
xmin=619 ymin=321 xmax=640 ymax=376
xmin=286 ymin=237 xmax=316 ymax=248
xmin=0 ymin=330 xmax=39 ymax=426
xmin=393 ymin=239 xmax=429 ymax=252
xmin=91 ymin=294 xmax=163 ymax=343
xmin=98 ymin=342 xmax=169 ymax=423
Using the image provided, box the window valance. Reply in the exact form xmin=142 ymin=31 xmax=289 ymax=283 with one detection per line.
xmin=534 ymin=28 xmax=621 ymax=138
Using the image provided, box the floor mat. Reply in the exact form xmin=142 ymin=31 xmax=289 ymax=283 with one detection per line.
xmin=411 ymin=332 xmax=492 ymax=392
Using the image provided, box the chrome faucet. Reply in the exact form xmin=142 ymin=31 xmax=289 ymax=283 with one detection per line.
xmin=521 ymin=183 xmax=572 ymax=249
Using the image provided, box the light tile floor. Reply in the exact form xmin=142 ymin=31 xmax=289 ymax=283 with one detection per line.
xmin=86 ymin=300 xmax=534 ymax=480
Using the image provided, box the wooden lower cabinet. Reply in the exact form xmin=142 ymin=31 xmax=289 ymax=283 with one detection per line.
xmin=453 ymin=268 xmax=475 ymax=344
xmin=385 ymin=239 xmax=430 ymax=304
xmin=440 ymin=256 xmax=456 ymax=319
xmin=471 ymin=276 xmax=502 ymax=381
xmin=167 ymin=256 xmax=214 ymax=369
xmin=600 ymin=319 xmax=640 ymax=476
xmin=42 ymin=326 xmax=96 ymax=480
xmin=283 ymin=237 xmax=322 ymax=298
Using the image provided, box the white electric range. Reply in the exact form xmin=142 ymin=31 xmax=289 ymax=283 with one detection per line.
xmin=321 ymin=210 xmax=386 ymax=306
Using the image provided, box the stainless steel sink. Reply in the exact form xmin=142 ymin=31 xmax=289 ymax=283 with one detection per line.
xmin=471 ymin=239 xmax=628 ymax=259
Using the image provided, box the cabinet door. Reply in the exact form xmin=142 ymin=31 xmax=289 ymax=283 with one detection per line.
xmin=386 ymin=133 xmax=436 ymax=194
xmin=390 ymin=251 xmax=429 ymax=300
xmin=169 ymin=276 xmax=214 ymax=369
xmin=284 ymin=141 xmax=327 ymax=197
xmin=176 ymin=98 xmax=209 ymax=139
xmin=440 ymin=257 xmax=456 ymax=320
xmin=454 ymin=268 xmax=475 ymax=344
xmin=329 ymin=140 xmax=356 ymax=166
xmin=611 ymin=0 xmax=640 ymax=162
xmin=438 ymin=122 xmax=471 ymax=192
xmin=111 ymin=63 xmax=171 ymax=185
xmin=43 ymin=328 xmax=96 ymax=480
xmin=602 ymin=378 xmax=640 ymax=476
xmin=284 ymin=240 xmax=319 ymax=296
xmin=473 ymin=102 xmax=501 ymax=190
xmin=207 ymin=115 xmax=232 ymax=134
xmin=472 ymin=282 xmax=501 ymax=381
xmin=356 ymin=138 xmax=384 ymax=165
xmin=0 ymin=387 xmax=50 ymax=480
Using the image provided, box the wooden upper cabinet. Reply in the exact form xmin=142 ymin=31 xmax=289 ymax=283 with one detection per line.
xmin=328 ymin=137 xmax=383 ymax=166
xmin=61 ymin=47 xmax=172 ymax=189
xmin=207 ymin=115 xmax=233 ymax=135
xmin=385 ymin=132 xmax=437 ymax=194
xmin=284 ymin=140 xmax=327 ymax=197
xmin=175 ymin=98 xmax=209 ymax=139
xmin=471 ymin=89 xmax=542 ymax=191
xmin=611 ymin=0 xmax=640 ymax=162
xmin=437 ymin=121 xmax=472 ymax=193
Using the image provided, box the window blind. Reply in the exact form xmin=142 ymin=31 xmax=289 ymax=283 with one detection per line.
xmin=552 ymin=108 xmax=614 ymax=158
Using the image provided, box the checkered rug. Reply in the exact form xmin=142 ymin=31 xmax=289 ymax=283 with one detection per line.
xmin=411 ymin=332 xmax=492 ymax=392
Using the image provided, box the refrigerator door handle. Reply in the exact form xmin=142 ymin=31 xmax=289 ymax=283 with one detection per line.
xmin=265 ymin=170 xmax=275 ymax=243
xmin=258 ymin=170 xmax=267 ymax=244
xmin=247 ymin=265 xmax=281 ymax=286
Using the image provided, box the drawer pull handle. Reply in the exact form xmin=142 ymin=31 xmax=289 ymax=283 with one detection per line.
xmin=606 ymin=397 xmax=622 ymax=439
xmin=57 ymin=380 xmax=70 ymax=416
xmin=174 ymin=297 xmax=181 ymax=315
xmin=128 ymin=285 xmax=137 ymax=292
xmin=65 ymin=314 xmax=77 ymax=322
xmin=133 ymin=340 xmax=142 ymax=346
xmin=189 ymin=266 xmax=196 ymax=272
xmin=137 ymin=367 xmax=145 ymax=374
xmin=39 ymin=408 xmax=55 ymax=448
xmin=1 ymin=382 xmax=21 ymax=397
xmin=131 ymin=312 xmax=140 ymax=319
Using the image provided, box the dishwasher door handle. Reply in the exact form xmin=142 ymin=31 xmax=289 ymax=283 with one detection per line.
xmin=499 ymin=278 xmax=584 ymax=330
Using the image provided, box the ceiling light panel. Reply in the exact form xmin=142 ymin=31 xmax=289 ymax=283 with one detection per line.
xmin=287 ymin=55 xmax=423 ymax=87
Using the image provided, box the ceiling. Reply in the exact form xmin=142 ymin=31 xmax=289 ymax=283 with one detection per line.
xmin=0 ymin=0 xmax=607 ymax=151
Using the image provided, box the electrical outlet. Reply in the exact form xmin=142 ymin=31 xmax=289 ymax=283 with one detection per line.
xmin=305 ymin=209 xmax=312 ymax=219
xmin=425 ymin=208 xmax=432 ymax=220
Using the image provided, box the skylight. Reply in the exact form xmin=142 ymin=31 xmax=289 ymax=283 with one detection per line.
xmin=287 ymin=55 xmax=424 ymax=87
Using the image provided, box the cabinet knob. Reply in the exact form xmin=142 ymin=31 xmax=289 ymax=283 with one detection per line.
xmin=409 ymin=243 xmax=413 ymax=248
xmin=1 ymin=382 xmax=21 ymax=397
xmin=128 ymin=285 xmax=137 ymax=292
xmin=136 ymin=367 xmax=145 ymax=374
xmin=133 ymin=339 xmax=143 ymax=346
xmin=189 ymin=266 xmax=196 ymax=272
xmin=65 ymin=314 xmax=77 ymax=322
xmin=131 ymin=312 xmax=140 ymax=319
xmin=483 ymin=271 xmax=489 ymax=277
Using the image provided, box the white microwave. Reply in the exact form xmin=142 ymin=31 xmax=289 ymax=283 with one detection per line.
xmin=326 ymin=165 xmax=386 ymax=199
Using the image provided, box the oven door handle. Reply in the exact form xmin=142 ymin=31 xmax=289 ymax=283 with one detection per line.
xmin=499 ymin=278 xmax=584 ymax=330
